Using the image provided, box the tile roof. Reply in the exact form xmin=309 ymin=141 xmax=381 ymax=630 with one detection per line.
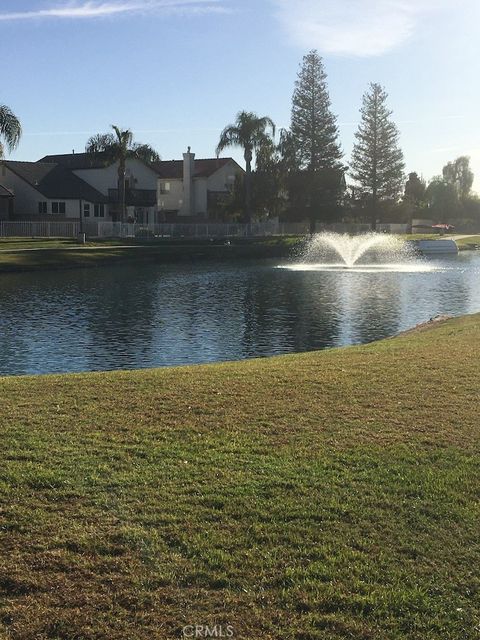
xmin=150 ymin=158 xmax=237 ymax=179
xmin=39 ymin=153 xmax=242 ymax=179
xmin=4 ymin=161 xmax=108 ymax=203
xmin=38 ymin=152 xmax=112 ymax=170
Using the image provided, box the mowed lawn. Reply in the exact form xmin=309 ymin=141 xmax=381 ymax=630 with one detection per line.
xmin=0 ymin=315 xmax=479 ymax=639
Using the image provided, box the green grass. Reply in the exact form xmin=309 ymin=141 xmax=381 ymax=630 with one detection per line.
xmin=454 ymin=236 xmax=480 ymax=250
xmin=0 ymin=237 xmax=132 ymax=251
xmin=0 ymin=237 xmax=304 ymax=273
xmin=0 ymin=314 xmax=479 ymax=639
xmin=0 ymin=233 xmax=477 ymax=274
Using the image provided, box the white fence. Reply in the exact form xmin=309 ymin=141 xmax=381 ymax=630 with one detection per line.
xmin=0 ymin=220 xmax=309 ymax=239
xmin=0 ymin=221 xmax=81 ymax=238
xmin=0 ymin=220 xmax=410 ymax=239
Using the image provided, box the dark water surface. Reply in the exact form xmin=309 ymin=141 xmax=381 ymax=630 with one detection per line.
xmin=0 ymin=253 xmax=479 ymax=375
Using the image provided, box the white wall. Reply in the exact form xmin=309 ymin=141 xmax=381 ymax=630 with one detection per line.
xmin=157 ymin=178 xmax=184 ymax=214
xmin=0 ymin=166 xmax=109 ymax=219
xmin=74 ymin=158 xmax=158 ymax=195
xmin=207 ymin=161 xmax=242 ymax=193
xmin=1 ymin=166 xmax=45 ymax=215
xmin=193 ymin=178 xmax=208 ymax=216
xmin=157 ymin=161 xmax=243 ymax=218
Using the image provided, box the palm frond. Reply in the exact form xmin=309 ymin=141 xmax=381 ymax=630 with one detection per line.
xmin=0 ymin=105 xmax=22 ymax=155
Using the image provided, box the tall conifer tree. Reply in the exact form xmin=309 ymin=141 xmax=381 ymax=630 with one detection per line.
xmin=290 ymin=50 xmax=343 ymax=171
xmin=351 ymin=83 xmax=405 ymax=229
xmin=288 ymin=51 xmax=344 ymax=229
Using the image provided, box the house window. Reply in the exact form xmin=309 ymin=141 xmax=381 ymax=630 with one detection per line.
xmin=83 ymin=203 xmax=91 ymax=218
xmin=94 ymin=204 xmax=105 ymax=218
xmin=51 ymin=202 xmax=66 ymax=214
xmin=159 ymin=182 xmax=170 ymax=194
xmin=38 ymin=202 xmax=47 ymax=214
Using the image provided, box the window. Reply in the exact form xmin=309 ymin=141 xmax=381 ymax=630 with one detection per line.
xmin=51 ymin=202 xmax=66 ymax=214
xmin=38 ymin=201 xmax=47 ymax=214
xmin=159 ymin=182 xmax=170 ymax=195
xmin=83 ymin=203 xmax=91 ymax=218
xmin=94 ymin=204 xmax=105 ymax=218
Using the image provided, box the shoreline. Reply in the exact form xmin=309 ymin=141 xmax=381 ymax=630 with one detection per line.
xmin=0 ymin=234 xmax=478 ymax=275
xmin=0 ymin=237 xmax=303 ymax=274
xmin=0 ymin=312 xmax=478 ymax=637
xmin=0 ymin=311 xmax=474 ymax=381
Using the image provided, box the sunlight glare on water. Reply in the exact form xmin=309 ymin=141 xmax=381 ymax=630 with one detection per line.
xmin=278 ymin=263 xmax=442 ymax=273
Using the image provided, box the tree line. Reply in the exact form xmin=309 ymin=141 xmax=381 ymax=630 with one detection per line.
xmin=216 ymin=50 xmax=478 ymax=230
xmin=2 ymin=51 xmax=478 ymax=228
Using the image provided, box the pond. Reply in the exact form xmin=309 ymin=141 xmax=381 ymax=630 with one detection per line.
xmin=0 ymin=252 xmax=479 ymax=376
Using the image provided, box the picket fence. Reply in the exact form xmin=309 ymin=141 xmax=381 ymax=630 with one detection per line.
xmin=0 ymin=220 xmax=309 ymax=239
xmin=0 ymin=220 xmax=410 ymax=239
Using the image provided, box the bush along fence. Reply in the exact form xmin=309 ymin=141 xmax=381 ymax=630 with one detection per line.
xmin=0 ymin=220 xmax=310 ymax=239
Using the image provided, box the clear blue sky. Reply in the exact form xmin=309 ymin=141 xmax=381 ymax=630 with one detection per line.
xmin=3 ymin=0 xmax=480 ymax=189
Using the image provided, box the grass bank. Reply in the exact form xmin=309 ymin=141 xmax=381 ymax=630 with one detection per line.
xmin=0 ymin=234 xmax=478 ymax=274
xmin=0 ymin=237 xmax=303 ymax=274
xmin=0 ymin=314 xmax=479 ymax=639
xmin=454 ymin=235 xmax=480 ymax=250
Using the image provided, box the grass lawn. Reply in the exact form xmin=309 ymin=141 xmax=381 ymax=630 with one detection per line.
xmin=0 ymin=237 xmax=304 ymax=273
xmin=0 ymin=314 xmax=479 ymax=639
xmin=0 ymin=234 xmax=477 ymax=274
xmin=0 ymin=238 xmax=130 ymax=251
xmin=454 ymin=236 xmax=480 ymax=250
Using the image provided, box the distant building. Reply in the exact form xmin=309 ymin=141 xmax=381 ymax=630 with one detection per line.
xmin=39 ymin=153 xmax=159 ymax=223
xmin=0 ymin=160 xmax=107 ymax=221
xmin=0 ymin=148 xmax=244 ymax=223
xmin=153 ymin=148 xmax=243 ymax=221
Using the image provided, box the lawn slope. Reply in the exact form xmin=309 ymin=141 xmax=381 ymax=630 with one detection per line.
xmin=0 ymin=314 xmax=479 ymax=639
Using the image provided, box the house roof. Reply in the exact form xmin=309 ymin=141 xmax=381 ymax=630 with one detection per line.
xmin=0 ymin=184 xmax=14 ymax=198
xmin=38 ymin=152 xmax=243 ymax=180
xmin=152 ymin=158 xmax=239 ymax=179
xmin=38 ymin=152 xmax=111 ymax=170
xmin=4 ymin=161 xmax=108 ymax=203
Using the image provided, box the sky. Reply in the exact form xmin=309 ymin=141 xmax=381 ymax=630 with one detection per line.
xmin=2 ymin=0 xmax=480 ymax=189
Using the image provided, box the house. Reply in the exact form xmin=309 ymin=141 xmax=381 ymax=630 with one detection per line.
xmin=0 ymin=160 xmax=108 ymax=221
xmin=153 ymin=148 xmax=244 ymax=221
xmin=0 ymin=148 xmax=244 ymax=223
xmin=0 ymin=184 xmax=14 ymax=220
xmin=39 ymin=153 xmax=158 ymax=223
xmin=43 ymin=148 xmax=244 ymax=222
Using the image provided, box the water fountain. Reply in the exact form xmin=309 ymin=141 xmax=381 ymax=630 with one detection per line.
xmin=281 ymin=232 xmax=435 ymax=273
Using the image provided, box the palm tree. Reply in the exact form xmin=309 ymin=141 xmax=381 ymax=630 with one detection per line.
xmin=216 ymin=111 xmax=275 ymax=223
xmin=0 ymin=104 xmax=22 ymax=158
xmin=86 ymin=125 xmax=160 ymax=222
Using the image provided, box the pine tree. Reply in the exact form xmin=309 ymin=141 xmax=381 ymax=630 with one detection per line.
xmin=290 ymin=50 xmax=343 ymax=171
xmin=351 ymin=83 xmax=405 ymax=230
xmin=288 ymin=51 xmax=344 ymax=230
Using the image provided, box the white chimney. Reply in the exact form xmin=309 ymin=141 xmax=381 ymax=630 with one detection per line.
xmin=182 ymin=146 xmax=195 ymax=216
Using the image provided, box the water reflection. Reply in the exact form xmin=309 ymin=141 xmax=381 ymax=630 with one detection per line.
xmin=0 ymin=254 xmax=478 ymax=376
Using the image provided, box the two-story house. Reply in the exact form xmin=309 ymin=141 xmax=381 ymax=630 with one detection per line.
xmin=0 ymin=160 xmax=108 ymax=221
xmin=153 ymin=148 xmax=244 ymax=221
xmin=0 ymin=148 xmax=245 ymax=223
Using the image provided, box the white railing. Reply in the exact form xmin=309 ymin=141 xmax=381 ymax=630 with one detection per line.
xmin=0 ymin=220 xmax=81 ymax=238
xmin=0 ymin=220 xmax=412 ymax=239
xmin=0 ymin=220 xmax=309 ymax=239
